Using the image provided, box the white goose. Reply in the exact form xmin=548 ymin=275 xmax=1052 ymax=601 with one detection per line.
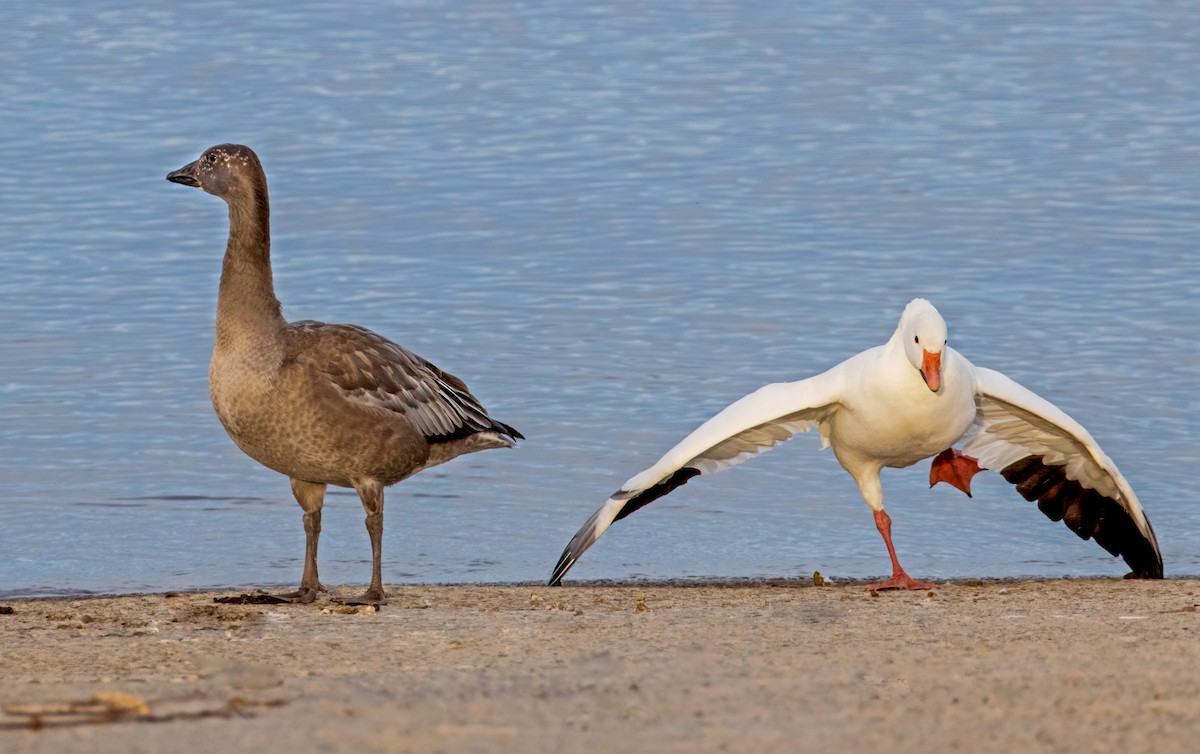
xmin=549 ymin=299 xmax=1162 ymax=588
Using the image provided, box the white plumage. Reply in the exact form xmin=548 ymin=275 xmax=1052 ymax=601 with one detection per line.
xmin=549 ymin=299 xmax=1161 ymax=588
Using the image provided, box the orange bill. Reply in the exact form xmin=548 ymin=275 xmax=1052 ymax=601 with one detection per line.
xmin=921 ymin=349 xmax=941 ymax=392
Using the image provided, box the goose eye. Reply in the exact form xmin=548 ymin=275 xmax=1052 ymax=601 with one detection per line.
xmin=914 ymin=336 xmax=919 ymax=344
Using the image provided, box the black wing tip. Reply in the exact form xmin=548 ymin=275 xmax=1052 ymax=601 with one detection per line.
xmin=548 ymin=467 xmax=702 ymax=586
xmin=1124 ymin=565 xmax=1164 ymax=580
xmin=1000 ymin=455 xmax=1164 ymax=580
xmin=500 ymin=420 xmax=524 ymax=441
xmin=612 ymin=467 xmax=701 ymax=523
xmin=1120 ymin=535 xmax=1163 ymax=579
xmin=548 ymin=551 xmax=575 ymax=587
xmin=425 ymin=418 xmax=523 ymax=445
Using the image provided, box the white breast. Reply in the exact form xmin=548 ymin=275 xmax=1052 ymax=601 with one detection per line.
xmin=830 ymin=347 xmax=975 ymax=470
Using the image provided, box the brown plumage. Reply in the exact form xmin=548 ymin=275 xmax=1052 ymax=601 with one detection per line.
xmin=166 ymin=144 xmax=521 ymax=606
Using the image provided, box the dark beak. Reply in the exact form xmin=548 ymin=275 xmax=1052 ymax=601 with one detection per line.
xmin=166 ymin=160 xmax=200 ymax=188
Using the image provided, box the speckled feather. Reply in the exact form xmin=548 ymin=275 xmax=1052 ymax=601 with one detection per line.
xmin=287 ymin=320 xmax=521 ymax=445
xmin=167 ymin=143 xmax=521 ymax=605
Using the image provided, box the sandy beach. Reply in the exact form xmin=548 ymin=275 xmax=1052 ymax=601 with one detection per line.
xmin=2 ymin=578 xmax=1197 ymax=753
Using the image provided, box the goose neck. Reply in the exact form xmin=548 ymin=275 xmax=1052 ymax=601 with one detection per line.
xmin=215 ymin=186 xmax=284 ymax=345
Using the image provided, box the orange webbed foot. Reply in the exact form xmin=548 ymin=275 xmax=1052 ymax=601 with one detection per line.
xmin=867 ymin=572 xmax=936 ymax=591
xmin=929 ymin=448 xmax=984 ymax=497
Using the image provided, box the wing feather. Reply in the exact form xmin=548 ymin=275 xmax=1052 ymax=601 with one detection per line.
xmin=966 ymin=367 xmax=1161 ymax=578
xmin=287 ymin=321 xmax=521 ymax=444
xmin=549 ymin=372 xmax=842 ymax=585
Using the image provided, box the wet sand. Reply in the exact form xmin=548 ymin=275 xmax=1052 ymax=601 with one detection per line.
xmin=2 ymin=578 xmax=1197 ymax=753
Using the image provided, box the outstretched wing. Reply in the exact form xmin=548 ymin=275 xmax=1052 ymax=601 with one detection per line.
xmin=962 ymin=366 xmax=1161 ymax=578
xmin=287 ymin=321 xmax=522 ymax=445
xmin=549 ymin=372 xmax=843 ymax=585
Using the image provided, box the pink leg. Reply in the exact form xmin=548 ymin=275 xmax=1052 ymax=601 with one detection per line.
xmin=867 ymin=509 xmax=935 ymax=591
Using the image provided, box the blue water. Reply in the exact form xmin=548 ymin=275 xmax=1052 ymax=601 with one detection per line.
xmin=1 ymin=1 xmax=1197 ymax=598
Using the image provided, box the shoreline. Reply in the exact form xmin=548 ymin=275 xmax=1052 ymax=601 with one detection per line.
xmin=0 ymin=571 xmax=1163 ymax=601
xmin=3 ymin=578 xmax=1197 ymax=752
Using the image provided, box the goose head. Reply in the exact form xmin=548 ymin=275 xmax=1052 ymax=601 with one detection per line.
xmin=166 ymin=144 xmax=264 ymax=203
xmin=897 ymin=298 xmax=948 ymax=392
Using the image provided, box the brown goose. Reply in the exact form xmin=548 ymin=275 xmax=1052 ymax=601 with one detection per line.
xmin=166 ymin=144 xmax=522 ymax=606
